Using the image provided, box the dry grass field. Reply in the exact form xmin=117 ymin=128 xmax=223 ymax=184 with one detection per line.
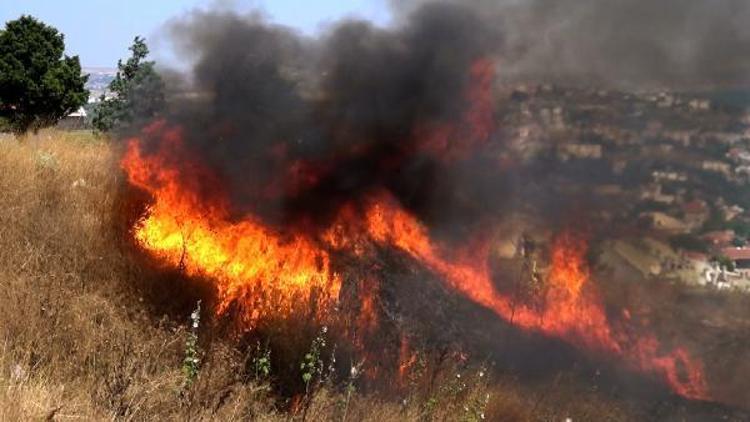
xmin=0 ymin=130 xmax=633 ymax=421
xmin=0 ymin=130 xmax=289 ymax=420
xmin=0 ymin=131 xmax=470 ymax=420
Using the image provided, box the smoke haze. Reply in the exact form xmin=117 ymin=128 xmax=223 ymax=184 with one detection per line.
xmin=393 ymin=0 xmax=750 ymax=88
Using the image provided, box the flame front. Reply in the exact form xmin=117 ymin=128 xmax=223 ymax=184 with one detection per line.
xmin=121 ymin=123 xmax=341 ymax=327
xmin=360 ymin=192 xmax=708 ymax=399
xmin=119 ymin=58 xmax=708 ymax=400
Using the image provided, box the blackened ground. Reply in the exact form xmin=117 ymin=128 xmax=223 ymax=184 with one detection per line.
xmin=368 ymin=246 xmax=750 ymax=420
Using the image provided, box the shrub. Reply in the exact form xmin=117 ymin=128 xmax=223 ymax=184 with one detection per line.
xmin=0 ymin=16 xmax=88 ymax=134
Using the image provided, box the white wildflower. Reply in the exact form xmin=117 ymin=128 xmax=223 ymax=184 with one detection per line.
xmin=10 ymin=364 xmax=27 ymax=382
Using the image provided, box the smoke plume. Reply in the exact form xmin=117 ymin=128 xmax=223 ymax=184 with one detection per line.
xmin=394 ymin=0 xmax=750 ymax=89
xmin=148 ymin=0 xmax=750 ymax=241
xmin=115 ymin=1 xmax=746 ymax=408
xmin=154 ymin=3 xmax=506 ymax=237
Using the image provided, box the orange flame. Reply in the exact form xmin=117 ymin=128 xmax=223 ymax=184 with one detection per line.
xmin=357 ymin=277 xmax=379 ymax=336
xmin=415 ymin=58 xmax=496 ymax=161
xmin=121 ymin=123 xmax=341 ymax=328
xmin=398 ymin=334 xmax=418 ymax=385
xmin=360 ymin=192 xmax=708 ymax=399
xmin=120 ymin=58 xmax=708 ymax=400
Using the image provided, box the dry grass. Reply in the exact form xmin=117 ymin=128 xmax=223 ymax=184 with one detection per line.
xmin=0 ymin=130 xmax=278 ymax=420
xmin=0 ymin=130 xmax=630 ymax=421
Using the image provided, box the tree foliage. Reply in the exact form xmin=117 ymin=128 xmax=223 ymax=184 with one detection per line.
xmin=669 ymin=234 xmax=709 ymax=253
xmin=91 ymin=36 xmax=164 ymax=133
xmin=713 ymin=255 xmax=736 ymax=272
xmin=0 ymin=16 xmax=88 ymax=134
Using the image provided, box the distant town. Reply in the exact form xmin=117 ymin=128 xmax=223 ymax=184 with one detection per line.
xmin=83 ymin=67 xmax=116 ymax=99
xmin=498 ymin=83 xmax=750 ymax=291
xmin=54 ymin=68 xmax=116 ymax=128
xmin=68 ymin=64 xmax=750 ymax=293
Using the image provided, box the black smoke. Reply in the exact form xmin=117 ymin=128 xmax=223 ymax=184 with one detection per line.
xmin=148 ymin=3 xmax=507 ymax=237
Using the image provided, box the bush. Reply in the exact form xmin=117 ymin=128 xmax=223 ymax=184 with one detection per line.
xmin=91 ymin=36 xmax=164 ymax=133
xmin=669 ymin=234 xmax=709 ymax=253
xmin=0 ymin=16 xmax=88 ymax=134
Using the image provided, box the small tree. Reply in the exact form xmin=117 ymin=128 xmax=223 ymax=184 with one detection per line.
xmin=92 ymin=36 xmax=164 ymax=133
xmin=713 ymin=255 xmax=736 ymax=272
xmin=0 ymin=16 xmax=89 ymax=134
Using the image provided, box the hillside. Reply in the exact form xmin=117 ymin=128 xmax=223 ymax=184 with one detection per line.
xmin=0 ymin=130 xmax=643 ymax=421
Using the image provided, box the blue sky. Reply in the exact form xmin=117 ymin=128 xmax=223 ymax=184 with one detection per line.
xmin=0 ymin=0 xmax=392 ymax=67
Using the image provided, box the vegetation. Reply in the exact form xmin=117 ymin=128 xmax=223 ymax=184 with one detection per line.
xmin=91 ymin=36 xmax=165 ymax=133
xmin=0 ymin=130 xmax=636 ymax=420
xmin=727 ymin=220 xmax=750 ymax=239
xmin=182 ymin=300 xmax=202 ymax=388
xmin=702 ymin=208 xmax=750 ymax=241
xmin=669 ymin=234 xmax=709 ymax=253
xmin=0 ymin=16 xmax=88 ymax=134
xmin=713 ymin=255 xmax=736 ymax=272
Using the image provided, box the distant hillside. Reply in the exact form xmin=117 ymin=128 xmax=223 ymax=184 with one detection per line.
xmin=82 ymin=67 xmax=116 ymax=100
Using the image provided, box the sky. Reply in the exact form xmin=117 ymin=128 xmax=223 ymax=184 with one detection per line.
xmin=0 ymin=0 xmax=392 ymax=67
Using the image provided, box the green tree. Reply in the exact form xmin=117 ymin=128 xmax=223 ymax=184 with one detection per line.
xmin=0 ymin=16 xmax=88 ymax=134
xmin=669 ymin=234 xmax=709 ymax=253
xmin=713 ymin=255 xmax=736 ymax=272
xmin=91 ymin=36 xmax=164 ymax=133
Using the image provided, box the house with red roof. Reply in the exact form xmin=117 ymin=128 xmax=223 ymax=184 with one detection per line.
xmin=682 ymin=199 xmax=709 ymax=229
xmin=721 ymin=247 xmax=750 ymax=270
xmin=702 ymin=230 xmax=735 ymax=248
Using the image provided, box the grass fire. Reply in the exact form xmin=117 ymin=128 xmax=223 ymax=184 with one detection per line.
xmin=2 ymin=1 xmax=750 ymax=420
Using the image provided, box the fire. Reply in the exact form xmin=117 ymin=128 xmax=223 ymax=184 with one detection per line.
xmin=356 ymin=277 xmax=379 ymax=336
xmin=121 ymin=122 xmax=341 ymax=327
xmin=360 ymin=192 xmax=708 ymax=399
xmin=415 ymin=58 xmax=496 ymax=161
xmin=119 ymin=58 xmax=708 ymax=401
xmin=398 ymin=334 xmax=418 ymax=385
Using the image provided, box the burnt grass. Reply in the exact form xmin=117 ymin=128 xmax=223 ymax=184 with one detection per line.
xmin=362 ymin=246 xmax=749 ymax=421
